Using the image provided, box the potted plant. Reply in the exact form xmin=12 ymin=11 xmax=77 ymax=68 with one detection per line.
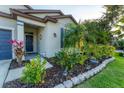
xmin=10 ymin=40 xmax=24 ymax=66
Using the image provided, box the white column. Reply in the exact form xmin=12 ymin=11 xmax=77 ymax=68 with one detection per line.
xmin=17 ymin=21 xmax=25 ymax=60
xmin=17 ymin=21 xmax=24 ymax=41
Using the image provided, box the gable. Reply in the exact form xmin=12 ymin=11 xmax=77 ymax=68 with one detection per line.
xmin=0 ymin=5 xmax=30 ymax=14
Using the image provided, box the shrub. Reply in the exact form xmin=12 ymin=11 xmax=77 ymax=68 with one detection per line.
xmin=117 ymin=39 xmax=124 ymax=50
xmin=84 ymin=45 xmax=115 ymax=60
xmin=21 ymin=55 xmax=47 ymax=84
xmin=104 ymin=45 xmax=115 ymax=57
xmin=55 ymin=48 xmax=87 ymax=71
xmin=119 ymin=52 xmax=124 ymax=57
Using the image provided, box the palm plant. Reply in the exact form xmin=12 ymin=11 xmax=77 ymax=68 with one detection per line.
xmin=82 ymin=20 xmax=111 ymax=45
xmin=64 ymin=23 xmax=85 ymax=50
xmin=81 ymin=20 xmax=111 ymax=59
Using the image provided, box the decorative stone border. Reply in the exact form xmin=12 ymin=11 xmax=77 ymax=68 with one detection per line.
xmin=54 ymin=57 xmax=115 ymax=88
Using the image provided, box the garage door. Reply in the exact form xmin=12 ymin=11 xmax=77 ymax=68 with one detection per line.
xmin=0 ymin=29 xmax=12 ymax=60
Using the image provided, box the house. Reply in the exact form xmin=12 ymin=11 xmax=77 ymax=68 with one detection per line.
xmin=0 ymin=5 xmax=77 ymax=61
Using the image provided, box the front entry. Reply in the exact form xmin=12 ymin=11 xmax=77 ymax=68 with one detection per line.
xmin=25 ymin=33 xmax=33 ymax=52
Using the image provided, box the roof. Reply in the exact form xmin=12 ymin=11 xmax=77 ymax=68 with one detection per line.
xmin=10 ymin=9 xmax=57 ymax=23
xmin=24 ymin=5 xmax=33 ymax=10
xmin=0 ymin=11 xmax=13 ymax=19
xmin=16 ymin=9 xmax=64 ymax=15
xmin=50 ymin=15 xmax=77 ymax=24
xmin=0 ymin=6 xmax=77 ymax=24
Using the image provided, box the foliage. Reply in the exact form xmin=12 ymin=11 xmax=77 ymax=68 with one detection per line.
xmin=64 ymin=23 xmax=85 ymax=49
xmin=9 ymin=40 xmax=24 ymax=65
xmin=58 ymin=20 xmax=115 ymax=71
xmin=82 ymin=20 xmax=111 ymax=45
xmin=119 ymin=52 xmax=124 ymax=57
xmin=102 ymin=5 xmax=124 ymax=31
xmin=103 ymin=45 xmax=115 ymax=57
xmin=55 ymin=48 xmax=87 ymax=71
xmin=111 ymin=17 xmax=124 ymax=39
xmin=21 ymin=55 xmax=47 ymax=84
xmin=118 ymin=39 xmax=124 ymax=49
xmin=113 ymin=39 xmax=124 ymax=50
xmin=102 ymin=5 xmax=124 ymax=44
xmin=83 ymin=44 xmax=115 ymax=60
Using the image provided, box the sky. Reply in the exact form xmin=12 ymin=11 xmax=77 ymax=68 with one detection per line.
xmin=31 ymin=5 xmax=106 ymax=22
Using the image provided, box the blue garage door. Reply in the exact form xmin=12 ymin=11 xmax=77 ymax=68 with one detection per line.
xmin=0 ymin=29 xmax=12 ymax=60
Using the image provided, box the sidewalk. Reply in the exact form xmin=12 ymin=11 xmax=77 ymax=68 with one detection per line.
xmin=0 ymin=61 xmax=11 ymax=88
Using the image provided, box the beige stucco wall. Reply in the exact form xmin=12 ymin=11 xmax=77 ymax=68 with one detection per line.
xmin=17 ymin=16 xmax=46 ymax=27
xmin=0 ymin=5 xmax=28 ymax=14
xmin=39 ymin=18 xmax=74 ymax=57
xmin=30 ymin=13 xmax=61 ymax=18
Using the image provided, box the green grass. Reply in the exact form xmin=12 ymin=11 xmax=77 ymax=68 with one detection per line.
xmin=75 ymin=53 xmax=124 ymax=88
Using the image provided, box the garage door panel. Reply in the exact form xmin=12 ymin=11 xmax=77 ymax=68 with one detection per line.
xmin=0 ymin=30 xmax=11 ymax=35
xmin=0 ymin=36 xmax=11 ymax=40
xmin=0 ymin=46 xmax=12 ymax=50
xmin=0 ymin=29 xmax=12 ymax=60
xmin=0 ymin=53 xmax=12 ymax=60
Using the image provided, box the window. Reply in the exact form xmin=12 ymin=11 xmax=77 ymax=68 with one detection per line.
xmin=61 ymin=28 xmax=64 ymax=48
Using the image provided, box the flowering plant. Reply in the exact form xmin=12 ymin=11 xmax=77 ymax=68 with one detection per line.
xmin=9 ymin=40 xmax=24 ymax=65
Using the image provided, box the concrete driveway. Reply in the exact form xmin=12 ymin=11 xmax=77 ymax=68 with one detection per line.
xmin=0 ymin=60 xmax=11 ymax=88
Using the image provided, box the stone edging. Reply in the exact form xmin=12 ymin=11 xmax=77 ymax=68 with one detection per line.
xmin=54 ymin=57 xmax=115 ymax=88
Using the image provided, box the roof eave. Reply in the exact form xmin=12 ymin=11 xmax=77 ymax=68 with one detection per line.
xmin=24 ymin=5 xmax=33 ymax=10
xmin=0 ymin=11 xmax=14 ymax=19
xmin=50 ymin=15 xmax=78 ymax=24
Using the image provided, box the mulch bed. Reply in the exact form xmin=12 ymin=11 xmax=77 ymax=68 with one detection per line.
xmin=3 ymin=57 xmax=110 ymax=88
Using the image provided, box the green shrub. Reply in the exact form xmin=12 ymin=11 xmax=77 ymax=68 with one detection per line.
xmin=55 ymin=48 xmax=87 ymax=71
xmin=21 ymin=55 xmax=47 ymax=84
xmin=85 ymin=45 xmax=115 ymax=60
xmin=104 ymin=45 xmax=115 ymax=57
xmin=119 ymin=52 xmax=124 ymax=57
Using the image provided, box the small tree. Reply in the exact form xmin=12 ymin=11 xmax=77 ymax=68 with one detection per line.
xmin=10 ymin=40 xmax=24 ymax=65
xmin=64 ymin=23 xmax=85 ymax=50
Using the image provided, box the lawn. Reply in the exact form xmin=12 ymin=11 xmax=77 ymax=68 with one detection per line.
xmin=75 ymin=53 xmax=124 ymax=88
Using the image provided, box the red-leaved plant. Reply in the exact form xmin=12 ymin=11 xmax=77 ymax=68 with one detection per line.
xmin=9 ymin=40 xmax=24 ymax=65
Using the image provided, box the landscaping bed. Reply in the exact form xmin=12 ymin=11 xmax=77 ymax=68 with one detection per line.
xmin=3 ymin=57 xmax=109 ymax=88
xmin=75 ymin=53 xmax=123 ymax=88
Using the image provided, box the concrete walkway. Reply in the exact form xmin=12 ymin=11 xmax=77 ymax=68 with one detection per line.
xmin=0 ymin=60 xmax=11 ymax=88
xmin=5 ymin=59 xmax=53 ymax=83
xmin=115 ymin=50 xmax=124 ymax=53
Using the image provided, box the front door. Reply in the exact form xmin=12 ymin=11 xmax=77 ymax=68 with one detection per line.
xmin=25 ymin=34 xmax=33 ymax=52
